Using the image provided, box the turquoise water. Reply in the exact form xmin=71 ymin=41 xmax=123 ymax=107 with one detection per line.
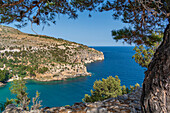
xmin=0 ymin=47 xmax=145 ymax=107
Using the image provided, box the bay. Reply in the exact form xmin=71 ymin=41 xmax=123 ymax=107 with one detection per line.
xmin=0 ymin=46 xmax=145 ymax=107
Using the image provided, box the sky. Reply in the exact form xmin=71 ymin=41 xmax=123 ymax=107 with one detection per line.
xmin=7 ymin=11 xmax=132 ymax=46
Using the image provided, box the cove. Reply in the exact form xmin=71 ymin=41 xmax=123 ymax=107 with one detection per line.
xmin=0 ymin=47 xmax=145 ymax=107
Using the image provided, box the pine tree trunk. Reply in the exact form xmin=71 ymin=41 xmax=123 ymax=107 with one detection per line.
xmin=141 ymin=24 xmax=170 ymax=113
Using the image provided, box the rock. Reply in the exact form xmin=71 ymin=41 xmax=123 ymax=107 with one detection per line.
xmin=2 ymin=104 xmax=23 ymax=113
xmin=3 ymin=88 xmax=142 ymax=113
xmin=30 ymin=110 xmax=41 ymax=113
xmin=0 ymin=82 xmax=5 ymax=87
xmin=117 ymin=94 xmax=128 ymax=101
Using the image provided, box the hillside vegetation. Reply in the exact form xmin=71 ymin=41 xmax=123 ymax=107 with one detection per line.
xmin=0 ymin=25 xmax=104 ymax=82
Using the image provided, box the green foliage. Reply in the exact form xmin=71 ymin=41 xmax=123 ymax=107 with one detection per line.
xmin=82 ymin=76 xmax=122 ymax=102
xmin=129 ymin=83 xmax=140 ymax=92
xmin=126 ymin=87 xmax=130 ymax=94
xmin=132 ymin=45 xmax=154 ymax=68
xmin=122 ymin=83 xmax=140 ymax=95
xmin=122 ymin=85 xmax=127 ymax=95
xmin=0 ymin=70 xmax=9 ymax=82
xmin=0 ymin=47 xmax=5 ymax=50
xmin=0 ymin=62 xmax=3 ymax=68
xmin=0 ymin=32 xmax=94 ymax=81
xmin=9 ymin=78 xmax=30 ymax=110
xmin=106 ymin=1 xmax=168 ymax=46
xmin=83 ymin=76 xmax=141 ymax=103
xmin=38 ymin=67 xmax=48 ymax=74
xmin=135 ymin=83 xmax=140 ymax=89
xmin=132 ymin=32 xmax=163 ymax=68
xmin=31 ymin=91 xmax=42 ymax=110
xmin=0 ymin=98 xmax=14 ymax=111
xmin=0 ymin=78 xmax=42 ymax=112
xmin=0 ymin=102 xmax=5 ymax=112
xmin=0 ymin=0 xmax=103 ymax=27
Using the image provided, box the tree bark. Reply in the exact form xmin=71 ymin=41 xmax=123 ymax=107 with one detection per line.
xmin=141 ymin=24 xmax=170 ymax=113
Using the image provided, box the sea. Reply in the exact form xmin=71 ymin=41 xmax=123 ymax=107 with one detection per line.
xmin=0 ymin=46 xmax=145 ymax=107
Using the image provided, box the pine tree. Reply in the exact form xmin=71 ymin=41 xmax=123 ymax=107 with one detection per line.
xmin=83 ymin=76 xmax=122 ymax=102
xmin=0 ymin=0 xmax=104 ymax=27
xmin=99 ymin=1 xmax=170 ymax=112
xmin=132 ymin=32 xmax=163 ymax=68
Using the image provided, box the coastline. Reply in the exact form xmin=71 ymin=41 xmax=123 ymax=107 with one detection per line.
xmin=0 ymin=60 xmax=102 ymax=87
xmin=0 ymin=73 xmax=91 ymax=87
xmin=6 ymin=72 xmax=91 ymax=83
xmin=0 ymin=25 xmax=105 ymax=88
xmin=0 ymin=82 xmax=5 ymax=87
xmin=23 ymin=72 xmax=91 ymax=82
xmin=2 ymin=52 xmax=104 ymax=86
xmin=5 ymin=57 xmax=104 ymax=84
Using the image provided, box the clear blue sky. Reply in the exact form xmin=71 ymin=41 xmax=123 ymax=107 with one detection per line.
xmin=8 ymin=11 xmax=132 ymax=46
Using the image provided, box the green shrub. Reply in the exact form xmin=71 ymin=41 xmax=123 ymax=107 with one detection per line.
xmin=122 ymin=83 xmax=140 ymax=94
xmin=83 ymin=76 xmax=141 ymax=103
xmin=38 ymin=67 xmax=48 ymax=74
xmin=0 ymin=62 xmax=3 ymax=68
xmin=122 ymin=85 xmax=127 ymax=95
xmin=0 ymin=70 xmax=9 ymax=82
xmin=82 ymin=76 xmax=122 ymax=102
xmin=53 ymin=74 xmax=59 ymax=77
xmin=129 ymin=83 xmax=140 ymax=92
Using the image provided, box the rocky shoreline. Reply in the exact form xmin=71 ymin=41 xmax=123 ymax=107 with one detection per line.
xmin=2 ymin=71 xmax=91 ymax=86
xmin=24 ymin=72 xmax=91 ymax=82
xmin=3 ymin=87 xmax=142 ymax=113
xmin=0 ymin=82 xmax=5 ymax=87
xmin=2 ymin=58 xmax=102 ymax=86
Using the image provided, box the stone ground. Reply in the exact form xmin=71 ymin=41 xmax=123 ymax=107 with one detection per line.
xmin=3 ymin=88 xmax=142 ymax=113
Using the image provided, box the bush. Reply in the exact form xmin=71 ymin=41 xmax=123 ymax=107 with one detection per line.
xmin=122 ymin=83 xmax=140 ymax=95
xmin=0 ymin=70 xmax=9 ymax=82
xmin=38 ymin=67 xmax=48 ymax=74
xmin=122 ymin=85 xmax=127 ymax=95
xmin=82 ymin=76 xmax=122 ymax=102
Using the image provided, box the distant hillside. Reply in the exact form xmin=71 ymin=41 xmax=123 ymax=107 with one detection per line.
xmin=0 ymin=25 xmax=104 ymax=82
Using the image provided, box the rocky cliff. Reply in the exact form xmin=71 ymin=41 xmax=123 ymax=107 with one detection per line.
xmin=0 ymin=25 xmax=104 ymax=82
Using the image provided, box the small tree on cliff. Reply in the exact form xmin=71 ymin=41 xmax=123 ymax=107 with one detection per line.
xmin=82 ymin=76 xmax=122 ymax=102
xmin=8 ymin=78 xmax=42 ymax=111
xmin=9 ymin=77 xmax=30 ymax=110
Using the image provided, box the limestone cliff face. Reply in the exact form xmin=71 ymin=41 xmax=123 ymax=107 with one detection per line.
xmin=0 ymin=25 xmax=104 ymax=81
xmin=25 ymin=63 xmax=90 ymax=81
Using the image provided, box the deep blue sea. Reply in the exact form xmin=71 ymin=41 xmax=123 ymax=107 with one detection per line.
xmin=0 ymin=47 xmax=145 ymax=107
